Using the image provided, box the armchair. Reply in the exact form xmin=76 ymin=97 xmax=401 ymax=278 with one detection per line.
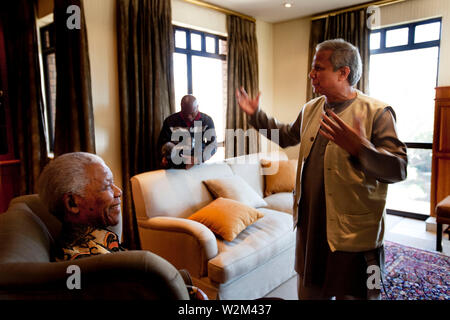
xmin=0 ymin=195 xmax=190 ymax=300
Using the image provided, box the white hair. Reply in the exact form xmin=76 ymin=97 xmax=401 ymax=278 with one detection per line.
xmin=38 ymin=152 xmax=105 ymax=220
xmin=316 ymin=39 xmax=362 ymax=86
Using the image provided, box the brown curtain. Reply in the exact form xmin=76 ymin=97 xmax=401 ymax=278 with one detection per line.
xmin=225 ymin=15 xmax=259 ymax=158
xmin=117 ymin=0 xmax=175 ymax=249
xmin=307 ymin=8 xmax=370 ymax=101
xmin=1 ymin=0 xmax=48 ymax=194
xmin=53 ymin=0 xmax=95 ymax=155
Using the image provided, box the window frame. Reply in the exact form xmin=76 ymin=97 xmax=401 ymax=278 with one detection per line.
xmin=370 ymin=17 xmax=441 ymax=55
xmin=39 ymin=22 xmax=56 ymax=153
xmin=370 ymin=18 xmax=442 ymax=219
xmin=173 ymin=25 xmax=226 ymax=96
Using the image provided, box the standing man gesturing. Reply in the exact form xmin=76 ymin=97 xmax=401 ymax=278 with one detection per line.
xmin=236 ymin=39 xmax=407 ymax=300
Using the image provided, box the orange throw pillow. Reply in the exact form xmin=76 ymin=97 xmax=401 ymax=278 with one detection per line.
xmin=261 ymin=159 xmax=297 ymax=197
xmin=188 ymin=197 xmax=264 ymax=241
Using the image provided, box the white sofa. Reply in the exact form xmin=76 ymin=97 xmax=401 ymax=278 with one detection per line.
xmin=130 ymin=152 xmax=297 ymax=300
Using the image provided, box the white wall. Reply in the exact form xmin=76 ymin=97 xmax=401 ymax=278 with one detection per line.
xmin=172 ymin=0 xmax=227 ymax=36
xmin=272 ymin=18 xmax=311 ymax=159
xmin=36 ymin=0 xmax=123 ymax=187
xmin=84 ymin=0 xmax=122 ymax=188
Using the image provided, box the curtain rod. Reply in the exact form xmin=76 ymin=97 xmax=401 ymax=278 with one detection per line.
xmin=181 ymin=0 xmax=256 ymax=22
xmin=311 ymin=0 xmax=406 ymax=21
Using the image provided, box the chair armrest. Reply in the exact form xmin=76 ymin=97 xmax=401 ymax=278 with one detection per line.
xmin=138 ymin=216 xmax=218 ymax=278
xmin=0 ymin=251 xmax=189 ymax=300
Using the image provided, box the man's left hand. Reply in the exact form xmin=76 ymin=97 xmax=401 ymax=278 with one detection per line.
xmin=319 ymin=110 xmax=367 ymax=157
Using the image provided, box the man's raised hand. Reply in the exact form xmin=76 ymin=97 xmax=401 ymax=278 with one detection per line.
xmin=235 ymin=87 xmax=260 ymax=116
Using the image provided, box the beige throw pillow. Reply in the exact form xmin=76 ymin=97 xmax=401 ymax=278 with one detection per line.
xmin=261 ymin=159 xmax=297 ymax=197
xmin=188 ymin=198 xmax=264 ymax=241
xmin=203 ymin=175 xmax=267 ymax=208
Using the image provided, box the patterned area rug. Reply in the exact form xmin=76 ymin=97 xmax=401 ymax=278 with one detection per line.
xmin=382 ymin=240 xmax=450 ymax=300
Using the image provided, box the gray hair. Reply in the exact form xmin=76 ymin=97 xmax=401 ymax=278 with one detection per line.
xmin=38 ymin=152 xmax=106 ymax=220
xmin=316 ymin=39 xmax=362 ymax=86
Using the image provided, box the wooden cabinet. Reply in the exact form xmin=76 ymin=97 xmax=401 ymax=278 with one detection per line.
xmin=430 ymin=86 xmax=450 ymax=216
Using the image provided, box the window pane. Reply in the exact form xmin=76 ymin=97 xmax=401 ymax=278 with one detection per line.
xmin=219 ymin=39 xmax=227 ymax=55
xmin=386 ymin=148 xmax=432 ymax=215
xmin=173 ymin=53 xmax=188 ymax=112
xmin=415 ymin=22 xmax=441 ymax=43
xmin=191 ymin=33 xmax=202 ymax=51
xmin=386 ymin=28 xmax=409 ymax=47
xmin=47 ymin=53 xmax=57 ymax=149
xmin=370 ymin=32 xmax=381 ymax=50
xmin=175 ymin=30 xmax=186 ymax=49
xmin=192 ymin=56 xmax=226 ymax=144
xmin=369 ymin=47 xmax=438 ymax=143
xmin=206 ymin=36 xmax=216 ymax=54
xmin=43 ymin=29 xmax=51 ymax=49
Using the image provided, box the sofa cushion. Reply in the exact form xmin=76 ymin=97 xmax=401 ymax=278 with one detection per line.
xmin=226 ymin=152 xmax=289 ymax=198
xmin=187 ymin=198 xmax=264 ymax=242
xmin=227 ymin=162 xmax=264 ymax=198
xmin=131 ymin=163 xmax=234 ymax=219
xmin=263 ymin=193 xmax=294 ymax=215
xmin=207 ymin=208 xmax=295 ymax=284
xmin=261 ymin=159 xmax=297 ymax=196
xmin=203 ymin=175 xmax=267 ymax=208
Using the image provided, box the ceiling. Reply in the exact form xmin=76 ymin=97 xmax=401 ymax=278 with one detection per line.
xmin=202 ymin=0 xmax=371 ymax=23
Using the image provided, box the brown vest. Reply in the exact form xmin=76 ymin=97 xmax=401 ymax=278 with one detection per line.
xmin=293 ymin=91 xmax=389 ymax=252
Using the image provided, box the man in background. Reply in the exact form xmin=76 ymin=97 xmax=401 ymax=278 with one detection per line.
xmin=158 ymin=95 xmax=217 ymax=169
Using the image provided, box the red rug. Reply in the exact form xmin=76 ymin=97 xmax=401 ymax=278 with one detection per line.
xmin=382 ymin=240 xmax=450 ymax=300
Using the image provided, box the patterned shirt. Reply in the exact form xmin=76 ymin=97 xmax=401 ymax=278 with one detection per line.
xmin=54 ymin=225 xmax=207 ymax=299
xmin=54 ymin=226 xmax=125 ymax=261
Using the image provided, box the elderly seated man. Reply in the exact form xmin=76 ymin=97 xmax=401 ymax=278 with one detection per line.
xmin=38 ymin=152 xmax=207 ymax=299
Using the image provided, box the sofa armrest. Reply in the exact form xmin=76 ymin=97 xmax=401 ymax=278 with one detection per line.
xmin=138 ymin=216 xmax=218 ymax=278
xmin=0 ymin=251 xmax=189 ymax=300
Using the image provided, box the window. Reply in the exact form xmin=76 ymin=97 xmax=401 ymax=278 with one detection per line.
xmin=173 ymin=26 xmax=227 ymax=161
xmin=38 ymin=22 xmax=56 ymax=154
xmin=369 ymin=18 xmax=441 ymax=218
